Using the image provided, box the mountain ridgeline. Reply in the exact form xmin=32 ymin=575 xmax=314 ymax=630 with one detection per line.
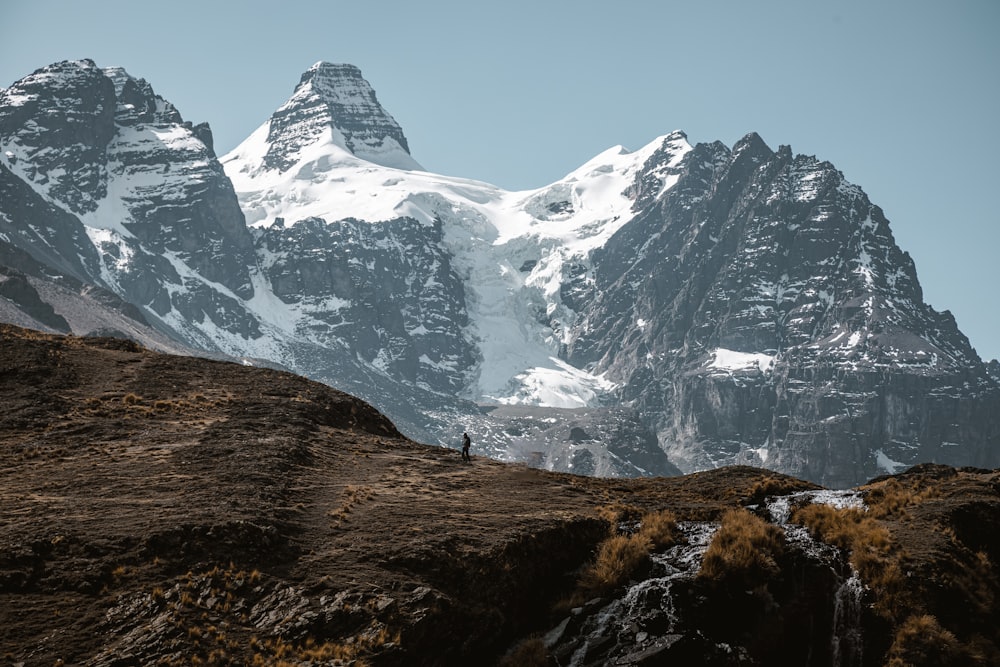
xmin=1 ymin=59 xmax=998 ymax=486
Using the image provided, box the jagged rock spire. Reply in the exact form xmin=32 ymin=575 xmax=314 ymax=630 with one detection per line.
xmin=262 ymin=61 xmax=421 ymax=172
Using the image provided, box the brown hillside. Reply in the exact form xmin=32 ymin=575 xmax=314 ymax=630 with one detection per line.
xmin=1 ymin=324 xmax=997 ymax=666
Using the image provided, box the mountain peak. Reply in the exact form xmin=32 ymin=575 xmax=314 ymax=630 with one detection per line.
xmin=297 ymin=61 xmax=366 ymax=97
xmin=732 ymin=131 xmax=773 ymax=160
xmin=256 ymin=61 xmax=422 ymax=172
xmin=101 ymin=66 xmax=183 ymax=127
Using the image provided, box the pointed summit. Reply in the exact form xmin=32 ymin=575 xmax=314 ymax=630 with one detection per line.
xmin=102 ymin=66 xmax=183 ymax=127
xmin=259 ymin=61 xmax=421 ymax=172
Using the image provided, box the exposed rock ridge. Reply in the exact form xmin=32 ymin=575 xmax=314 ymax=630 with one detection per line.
xmin=0 ymin=59 xmax=115 ymax=215
xmin=262 ymin=61 xmax=421 ymax=171
xmin=253 ymin=214 xmax=475 ymax=395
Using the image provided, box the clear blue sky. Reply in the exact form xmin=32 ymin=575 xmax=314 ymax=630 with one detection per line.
xmin=2 ymin=0 xmax=998 ymax=361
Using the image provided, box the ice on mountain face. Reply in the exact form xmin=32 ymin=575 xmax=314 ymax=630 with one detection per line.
xmin=489 ymin=359 xmax=618 ymax=408
xmin=79 ymin=124 xmax=213 ymax=236
xmin=874 ymin=449 xmax=908 ymax=475
xmin=431 ymin=133 xmax=690 ymax=406
xmin=222 ymin=73 xmax=693 ymax=408
xmin=707 ymin=348 xmax=775 ymax=373
xmin=765 ymin=489 xmax=865 ymax=525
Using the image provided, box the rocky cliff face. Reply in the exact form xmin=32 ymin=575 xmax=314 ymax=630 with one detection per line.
xmin=1 ymin=59 xmax=997 ymax=486
xmin=567 ymin=133 xmax=1000 ymax=486
xmin=0 ymin=60 xmax=260 ymax=348
xmin=253 ymin=214 xmax=474 ymax=395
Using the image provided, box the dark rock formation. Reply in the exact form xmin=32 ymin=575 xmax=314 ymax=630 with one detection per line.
xmin=462 ymin=405 xmax=683 ymax=478
xmin=254 ymin=215 xmax=474 ymax=394
xmin=0 ymin=267 xmax=70 ymax=331
xmin=568 ymin=132 xmax=1000 ymax=486
xmin=0 ymin=160 xmax=104 ymax=285
xmin=0 ymin=59 xmax=116 ymax=214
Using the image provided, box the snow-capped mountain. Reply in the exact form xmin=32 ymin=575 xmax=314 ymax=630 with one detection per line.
xmin=223 ymin=76 xmax=690 ymax=409
xmin=0 ymin=59 xmax=260 ymax=351
xmin=1 ymin=59 xmax=997 ymax=485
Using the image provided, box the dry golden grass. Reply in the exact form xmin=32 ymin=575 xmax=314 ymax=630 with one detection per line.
xmin=883 ymin=614 xmax=973 ymax=666
xmin=329 ymin=484 xmax=375 ymax=526
xmin=640 ymin=509 xmax=678 ymax=550
xmin=697 ymin=508 xmax=784 ymax=585
xmin=247 ymin=621 xmax=396 ymax=667
xmin=791 ymin=502 xmax=913 ymax=619
xmin=862 ymin=477 xmax=940 ymax=519
xmin=154 ymin=562 xmax=396 ymax=667
xmin=78 ymin=390 xmax=227 ymax=419
xmin=595 ymin=502 xmax=641 ymax=526
xmin=791 ymin=504 xmax=890 ymax=552
xmin=562 ymin=508 xmax=678 ymax=607
xmin=577 ymin=533 xmax=652 ymax=596
xmin=746 ymin=475 xmax=810 ymax=504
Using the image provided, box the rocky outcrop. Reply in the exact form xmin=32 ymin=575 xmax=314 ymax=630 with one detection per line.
xmin=0 ymin=160 xmax=103 ymax=284
xmin=0 ymin=240 xmax=201 ymax=354
xmin=0 ymin=60 xmax=116 ymax=214
xmin=461 ymin=405 xmax=683 ymax=478
xmin=261 ymin=61 xmax=421 ymax=172
xmin=988 ymin=359 xmax=1000 ymax=384
xmin=0 ymin=266 xmax=70 ymax=332
xmin=254 ymin=215 xmax=474 ymax=394
xmin=544 ymin=519 xmax=866 ymax=667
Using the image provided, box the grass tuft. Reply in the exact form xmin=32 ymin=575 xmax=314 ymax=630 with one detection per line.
xmin=561 ymin=508 xmax=677 ymax=608
xmin=791 ymin=501 xmax=911 ymax=619
xmin=862 ymin=478 xmax=940 ymax=519
xmin=697 ymin=508 xmax=784 ymax=586
xmin=884 ymin=614 xmax=972 ymax=667
xmin=745 ymin=475 xmax=810 ymax=505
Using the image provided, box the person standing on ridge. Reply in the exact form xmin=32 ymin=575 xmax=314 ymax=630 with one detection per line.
xmin=461 ymin=432 xmax=471 ymax=462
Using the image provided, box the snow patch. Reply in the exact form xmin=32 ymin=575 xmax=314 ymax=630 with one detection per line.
xmin=224 ymin=123 xmax=693 ymax=406
xmin=488 ymin=357 xmax=618 ymax=409
xmin=707 ymin=349 xmax=775 ymax=373
xmin=875 ymin=449 xmax=908 ymax=474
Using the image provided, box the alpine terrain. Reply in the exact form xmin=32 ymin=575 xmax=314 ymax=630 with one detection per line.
xmin=1 ymin=59 xmax=998 ymax=486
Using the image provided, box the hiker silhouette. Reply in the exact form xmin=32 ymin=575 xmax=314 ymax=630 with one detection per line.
xmin=461 ymin=432 xmax=471 ymax=462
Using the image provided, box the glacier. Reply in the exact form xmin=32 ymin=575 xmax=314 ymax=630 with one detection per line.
xmin=221 ymin=63 xmax=693 ymax=409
